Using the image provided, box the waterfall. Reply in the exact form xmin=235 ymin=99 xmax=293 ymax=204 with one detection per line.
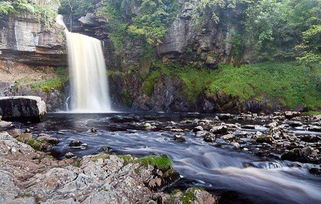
xmin=56 ymin=15 xmax=112 ymax=113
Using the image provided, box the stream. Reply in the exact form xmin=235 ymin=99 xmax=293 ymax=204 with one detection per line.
xmin=19 ymin=112 xmax=321 ymax=204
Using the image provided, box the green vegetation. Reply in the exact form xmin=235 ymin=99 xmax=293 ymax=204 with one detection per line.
xmin=26 ymin=138 xmax=49 ymax=151
xmin=56 ymin=0 xmax=321 ymax=63
xmin=189 ymin=0 xmax=321 ymax=63
xmin=0 ymin=0 xmax=59 ymax=27
xmin=142 ymin=61 xmax=321 ymax=109
xmin=205 ymin=62 xmax=321 ymax=109
xmin=134 ymin=155 xmax=172 ymax=170
xmin=99 ymin=0 xmax=179 ymax=52
xmin=180 ymin=191 xmax=196 ymax=204
xmin=91 ymin=154 xmax=110 ymax=161
xmin=71 ymin=160 xmax=81 ymax=167
xmin=120 ymin=90 xmax=133 ymax=105
xmin=30 ymin=76 xmax=68 ymax=93
xmin=117 ymin=154 xmax=134 ymax=164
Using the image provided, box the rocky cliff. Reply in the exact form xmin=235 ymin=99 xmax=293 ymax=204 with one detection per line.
xmin=0 ymin=0 xmax=299 ymax=113
xmin=0 ymin=12 xmax=66 ymax=66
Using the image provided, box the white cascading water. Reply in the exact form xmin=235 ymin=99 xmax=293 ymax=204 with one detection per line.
xmin=56 ymin=15 xmax=112 ymax=112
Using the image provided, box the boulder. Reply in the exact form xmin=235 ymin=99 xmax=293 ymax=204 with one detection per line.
xmin=0 ymin=96 xmax=47 ymax=122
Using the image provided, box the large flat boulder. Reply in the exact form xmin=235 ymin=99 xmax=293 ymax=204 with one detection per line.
xmin=0 ymin=96 xmax=46 ymax=122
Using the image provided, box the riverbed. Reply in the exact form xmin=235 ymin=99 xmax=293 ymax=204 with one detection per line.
xmin=19 ymin=112 xmax=321 ymax=204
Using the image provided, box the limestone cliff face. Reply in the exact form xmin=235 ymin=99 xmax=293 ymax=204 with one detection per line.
xmin=156 ymin=2 xmax=240 ymax=67
xmin=0 ymin=9 xmax=66 ymax=66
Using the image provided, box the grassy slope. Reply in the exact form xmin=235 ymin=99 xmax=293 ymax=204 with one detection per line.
xmin=143 ymin=61 xmax=321 ymax=110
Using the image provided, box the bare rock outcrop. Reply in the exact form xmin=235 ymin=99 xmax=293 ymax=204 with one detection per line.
xmin=0 ymin=96 xmax=46 ymax=122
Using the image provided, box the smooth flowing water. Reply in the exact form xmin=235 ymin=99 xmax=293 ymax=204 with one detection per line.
xmin=22 ymin=113 xmax=321 ymax=204
xmin=56 ymin=15 xmax=112 ymax=112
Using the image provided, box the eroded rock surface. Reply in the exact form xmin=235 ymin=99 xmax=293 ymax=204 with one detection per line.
xmin=0 ymin=96 xmax=46 ymax=122
xmin=0 ymin=131 xmax=216 ymax=204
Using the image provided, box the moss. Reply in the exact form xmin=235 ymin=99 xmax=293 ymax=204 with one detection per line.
xmin=134 ymin=167 xmax=141 ymax=175
xmin=142 ymin=70 xmax=162 ymax=96
xmin=91 ymin=154 xmax=110 ymax=161
xmin=169 ymin=189 xmax=199 ymax=204
xmin=120 ymin=90 xmax=133 ymax=105
xmin=31 ymin=77 xmax=68 ymax=92
xmin=180 ymin=191 xmax=196 ymax=204
xmin=134 ymin=155 xmax=172 ymax=170
xmin=117 ymin=155 xmax=134 ymax=164
xmin=26 ymin=138 xmax=48 ymax=151
xmin=71 ymin=160 xmax=81 ymax=167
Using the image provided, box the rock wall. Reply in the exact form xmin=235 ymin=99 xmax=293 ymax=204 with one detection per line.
xmin=0 ymin=1 xmax=278 ymax=113
xmin=0 ymin=0 xmax=66 ymax=66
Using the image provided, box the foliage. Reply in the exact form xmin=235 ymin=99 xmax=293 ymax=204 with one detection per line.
xmin=99 ymin=0 xmax=179 ymax=50
xmin=243 ymin=0 xmax=321 ymax=61
xmin=297 ymin=25 xmax=321 ymax=64
xmin=142 ymin=61 xmax=321 ymax=109
xmin=58 ymin=0 xmax=96 ymax=18
xmin=134 ymin=155 xmax=172 ymax=170
xmin=0 ymin=0 xmax=59 ymax=27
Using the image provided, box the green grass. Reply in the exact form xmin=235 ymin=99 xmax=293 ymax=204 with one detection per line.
xmin=304 ymin=111 xmax=321 ymax=115
xmin=141 ymin=61 xmax=321 ymax=109
xmin=134 ymin=155 xmax=172 ymax=170
xmin=31 ymin=76 xmax=68 ymax=93
xmin=206 ymin=62 xmax=321 ymax=109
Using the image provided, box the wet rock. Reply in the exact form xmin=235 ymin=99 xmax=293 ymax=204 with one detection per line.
xmin=241 ymin=125 xmax=256 ymax=129
xmin=172 ymin=128 xmax=184 ymax=132
xmin=309 ymin=168 xmax=321 ymax=176
xmin=300 ymin=135 xmax=320 ymax=143
xmin=0 ymin=120 xmax=13 ymax=130
xmin=144 ymin=123 xmax=156 ymax=130
xmin=193 ymin=126 xmax=204 ymax=132
xmin=89 ymin=128 xmax=98 ymax=133
xmin=256 ymin=136 xmax=274 ymax=144
xmin=7 ymin=129 xmax=22 ymax=137
xmin=174 ymin=134 xmax=186 ymax=142
xmin=195 ymin=131 xmax=213 ymax=137
xmin=64 ymin=152 xmax=76 ymax=159
xmin=24 ymin=128 xmax=31 ymax=133
xmin=287 ymin=121 xmax=303 ymax=127
xmin=284 ymin=111 xmax=300 ymax=119
xmin=308 ymin=125 xmax=321 ymax=132
xmin=221 ymin=134 xmax=235 ymax=140
xmin=0 ymin=96 xmax=47 ymax=122
xmin=210 ymin=125 xmax=228 ymax=134
xmin=38 ymin=133 xmax=60 ymax=145
xmin=99 ymin=146 xmax=112 ymax=152
xmin=281 ymin=147 xmax=318 ymax=163
xmin=267 ymin=121 xmax=278 ymax=128
xmin=69 ymin=140 xmax=83 ymax=147
xmin=231 ymin=142 xmax=240 ymax=149
xmin=217 ymin=113 xmax=233 ymax=120
xmin=204 ymin=134 xmax=216 ymax=143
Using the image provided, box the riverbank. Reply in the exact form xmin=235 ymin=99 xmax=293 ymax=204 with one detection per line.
xmin=1 ymin=111 xmax=321 ymax=204
xmin=0 ymin=130 xmax=217 ymax=204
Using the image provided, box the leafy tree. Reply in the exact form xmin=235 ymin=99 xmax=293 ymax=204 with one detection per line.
xmin=100 ymin=0 xmax=179 ymax=48
xmin=297 ymin=25 xmax=321 ymax=64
